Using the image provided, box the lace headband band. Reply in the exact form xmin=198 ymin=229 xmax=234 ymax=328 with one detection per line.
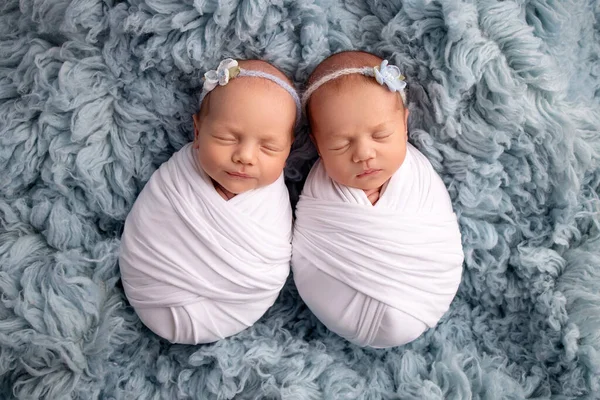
xmin=200 ymin=59 xmax=302 ymax=124
xmin=301 ymin=60 xmax=407 ymax=109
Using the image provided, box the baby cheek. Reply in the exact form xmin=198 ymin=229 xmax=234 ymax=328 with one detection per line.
xmin=261 ymin=154 xmax=287 ymax=184
xmin=198 ymin=143 xmax=227 ymax=172
xmin=388 ymin=141 xmax=407 ymax=168
xmin=323 ymin=157 xmax=351 ymax=183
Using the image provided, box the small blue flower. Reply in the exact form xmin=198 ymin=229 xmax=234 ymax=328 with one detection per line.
xmin=373 ymin=60 xmax=407 ymax=93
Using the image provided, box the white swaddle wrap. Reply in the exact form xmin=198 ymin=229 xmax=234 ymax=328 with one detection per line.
xmin=119 ymin=143 xmax=292 ymax=344
xmin=292 ymin=143 xmax=464 ymax=348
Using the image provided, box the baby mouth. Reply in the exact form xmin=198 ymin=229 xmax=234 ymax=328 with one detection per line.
xmin=357 ymin=169 xmax=382 ymax=178
xmin=226 ymin=171 xmax=252 ymax=179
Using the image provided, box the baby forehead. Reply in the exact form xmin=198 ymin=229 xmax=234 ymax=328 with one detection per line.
xmin=202 ymin=76 xmax=297 ymax=117
xmin=210 ymin=118 xmax=292 ymax=143
xmin=206 ymin=101 xmax=293 ymax=140
xmin=308 ymin=76 xmax=403 ymax=115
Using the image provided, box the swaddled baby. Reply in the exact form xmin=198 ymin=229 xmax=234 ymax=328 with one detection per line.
xmin=292 ymin=51 xmax=464 ymax=348
xmin=119 ymin=59 xmax=301 ymax=344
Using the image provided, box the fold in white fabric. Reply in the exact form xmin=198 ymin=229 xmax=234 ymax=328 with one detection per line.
xmin=292 ymin=143 xmax=464 ymax=348
xmin=119 ymin=143 xmax=292 ymax=344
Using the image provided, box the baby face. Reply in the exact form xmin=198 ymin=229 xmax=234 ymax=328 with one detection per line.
xmin=309 ymin=80 xmax=409 ymax=191
xmin=193 ymin=78 xmax=295 ymax=195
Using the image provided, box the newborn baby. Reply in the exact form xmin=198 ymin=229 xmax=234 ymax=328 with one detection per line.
xmin=119 ymin=59 xmax=301 ymax=344
xmin=292 ymin=51 xmax=464 ymax=348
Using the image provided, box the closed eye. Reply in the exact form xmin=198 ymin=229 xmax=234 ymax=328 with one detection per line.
xmin=213 ymin=135 xmax=236 ymax=143
xmin=261 ymin=144 xmax=284 ymax=152
xmin=373 ymin=131 xmax=393 ymax=140
xmin=329 ymin=142 xmax=350 ymax=151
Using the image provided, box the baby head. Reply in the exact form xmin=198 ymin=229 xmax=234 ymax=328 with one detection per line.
xmin=303 ymin=51 xmax=409 ymax=192
xmin=193 ymin=59 xmax=301 ymax=196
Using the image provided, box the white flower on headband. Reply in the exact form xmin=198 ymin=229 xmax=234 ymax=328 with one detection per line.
xmin=203 ymin=58 xmax=241 ymax=92
xmin=374 ymin=60 xmax=406 ymax=92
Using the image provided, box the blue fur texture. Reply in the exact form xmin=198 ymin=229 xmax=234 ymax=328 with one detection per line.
xmin=1 ymin=0 xmax=599 ymax=398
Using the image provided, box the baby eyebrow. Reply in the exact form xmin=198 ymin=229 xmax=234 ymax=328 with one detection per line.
xmin=259 ymin=133 xmax=287 ymax=142
xmin=326 ymin=134 xmax=351 ymax=140
xmin=211 ymin=121 xmax=243 ymax=134
xmin=370 ymin=122 xmax=390 ymax=132
xmin=321 ymin=128 xmax=355 ymax=138
xmin=323 ymin=122 xmax=393 ymax=138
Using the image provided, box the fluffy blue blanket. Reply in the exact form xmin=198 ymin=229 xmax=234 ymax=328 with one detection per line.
xmin=1 ymin=0 xmax=599 ymax=398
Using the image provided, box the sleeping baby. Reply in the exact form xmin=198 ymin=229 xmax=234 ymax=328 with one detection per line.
xmin=292 ymin=51 xmax=464 ymax=348
xmin=119 ymin=59 xmax=301 ymax=344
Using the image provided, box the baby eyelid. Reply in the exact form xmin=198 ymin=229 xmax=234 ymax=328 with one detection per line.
xmin=373 ymin=132 xmax=392 ymax=139
xmin=262 ymin=144 xmax=282 ymax=152
xmin=327 ymin=136 xmax=350 ymax=149
xmin=329 ymin=142 xmax=350 ymax=151
xmin=213 ymin=134 xmax=236 ymax=142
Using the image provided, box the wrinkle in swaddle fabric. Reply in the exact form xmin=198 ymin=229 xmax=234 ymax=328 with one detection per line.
xmin=119 ymin=143 xmax=293 ymax=344
xmin=292 ymin=143 xmax=464 ymax=348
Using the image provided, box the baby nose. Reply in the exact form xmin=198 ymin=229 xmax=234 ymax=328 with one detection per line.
xmin=233 ymin=144 xmax=257 ymax=165
xmin=352 ymin=142 xmax=376 ymax=163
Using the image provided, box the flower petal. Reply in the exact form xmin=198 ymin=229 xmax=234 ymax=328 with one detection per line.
xmin=203 ymin=80 xmax=218 ymax=91
xmin=218 ymin=68 xmax=230 ymax=85
xmin=389 ymin=79 xmax=407 ymax=92
xmin=374 ymin=68 xmax=384 ymax=85
xmin=219 ymin=58 xmax=238 ymax=71
xmin=385 ymin=65 xmax=401 ymax=79
xmin=204 ymin=70 xmax=218 ymax=82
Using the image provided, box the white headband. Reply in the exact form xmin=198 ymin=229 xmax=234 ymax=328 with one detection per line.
xmin=301 ymin=60 xmax=407 ymax=109
xmin=200 ymin=58 xmax=302 ymax=124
